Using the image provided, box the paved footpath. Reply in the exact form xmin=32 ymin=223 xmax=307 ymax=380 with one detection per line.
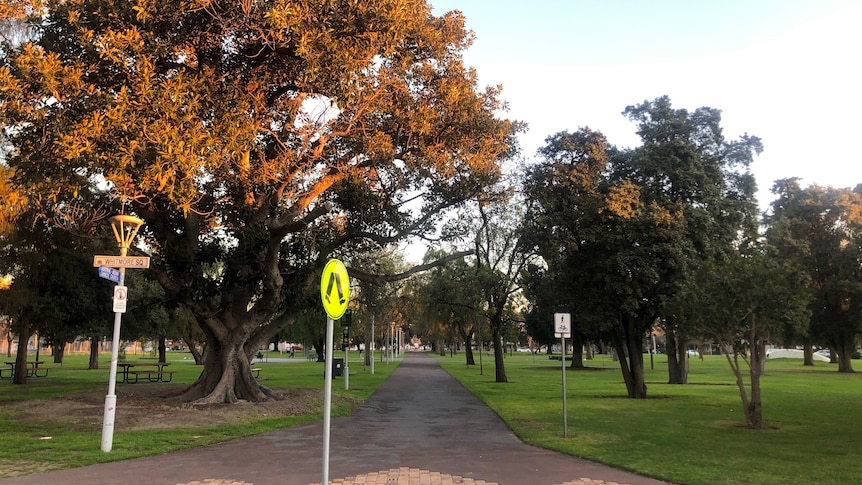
xmin=0 ymin=353 xmax=669 ymax=485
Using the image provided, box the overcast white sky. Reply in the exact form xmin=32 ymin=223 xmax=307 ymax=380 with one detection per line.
xmin=429 ymin=0 xmax=862 ymax=211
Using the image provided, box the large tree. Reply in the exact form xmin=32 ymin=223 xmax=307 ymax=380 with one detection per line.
xmin=523 ymin=97 xmax=760 ymax=397
xmin=1 ymin=1 xmax=516 ymax=403
xmin=766 ymin=180 xmax=862 ymax=372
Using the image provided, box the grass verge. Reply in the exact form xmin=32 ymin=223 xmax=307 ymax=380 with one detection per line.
xmin=436 ymin=351 xmax=862 ymax=485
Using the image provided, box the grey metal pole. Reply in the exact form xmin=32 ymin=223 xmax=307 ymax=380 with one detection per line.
xmin=562 ymin=334 xmax=568 ymax=438
xmin=322 ymin=316 xmax=335 ymax=485
xmin=370 ymin=313 xmax=375 ymax=375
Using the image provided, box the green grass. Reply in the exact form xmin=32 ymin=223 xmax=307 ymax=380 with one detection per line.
xmin=436 ymin=351 xmax=862 ymax=485
xmin=0 ymin=350 xmax=399 ymax=477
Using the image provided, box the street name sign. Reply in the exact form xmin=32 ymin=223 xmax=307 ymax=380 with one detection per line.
xmin=93 ymin=255 xmax=150 ymax=269
xmin=97 ymin=266 xmax=122 ymax=283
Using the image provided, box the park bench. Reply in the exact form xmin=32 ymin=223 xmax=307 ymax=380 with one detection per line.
xmin=0 ymin=365 xmax=12 ymax=378
xmin=127 ymin=369 xmax=177 ymax=383
xmin=251 ymin=367 xmax=262 ymax=379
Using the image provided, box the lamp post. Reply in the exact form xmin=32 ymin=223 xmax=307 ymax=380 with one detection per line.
xmin=100 ymin=214 xmax=144 ymax=452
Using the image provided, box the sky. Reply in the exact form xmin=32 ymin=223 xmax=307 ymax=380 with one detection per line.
xmin=428 ymin=0 xmax=862 ymax=211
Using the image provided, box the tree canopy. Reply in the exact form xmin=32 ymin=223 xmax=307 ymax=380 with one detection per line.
xmin=1 ymin=0 xmax=517 ymax=403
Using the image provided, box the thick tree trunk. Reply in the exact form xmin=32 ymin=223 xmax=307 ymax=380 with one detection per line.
xmin=802 ymin=342 xmax=814 ymax=366
xmin=569 ymin=333 xmax=584 ymax=369
xmin=666 ymin=332 xmax=689 ymax=384
xmin=179 ymin=332 xmax=281 ymax=405
xmin=836 ymin=340 xmax=855 ymax=373
xmin=617 ymin=314 xmax=647 ymax=398
xmin=52 ymin=343 xmax=64 ymax=364
xmin=89 ymin=335 xmax=99 ymax=369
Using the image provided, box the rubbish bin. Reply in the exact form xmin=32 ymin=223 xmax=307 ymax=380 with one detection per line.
xmin=331 ymin=358 xmax=344 ymax=377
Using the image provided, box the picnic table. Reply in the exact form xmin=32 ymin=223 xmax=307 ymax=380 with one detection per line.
xmin=117 ymin=362 xmax=174 ymax=383
xmin=3 ymin=360 xmax=49 ymax=377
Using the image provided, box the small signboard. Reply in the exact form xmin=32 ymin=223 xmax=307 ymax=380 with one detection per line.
xmin=554 ymin=313 xmax=571 ymax=336
xmin=320 ymin=259 xmax=350 ymax=319
xmin=93 ymin=255 xmax=150 ymax=269
xmin=112 ymin=286 xmax=128 ymax=313
xmin=97 ymin=266 xmax=122 ymax=283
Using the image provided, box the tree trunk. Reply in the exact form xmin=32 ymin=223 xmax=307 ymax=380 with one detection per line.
xmin=569 ymin=333 xmax=585 ymax=369
xmin=89 ymin=335 xmax=99 ymax=369
xmin=802 ymin=343 xmax=814 ymax=366
xmin=492 ymin=326 xmax=507 ymax=383
xmin=52 ymin=343 xmax=64 ymax=364
xmin=158 ymin=336 xmax=167 ymax=363
xmin=585 ymin=341 xmax=594 ymax=360
xmin=178 ymin=331 xmax=281 ymax=405
xmin=666 ymin=332 xmax=689 ymax=384
xmin=745 ymin=341 xmax=765 ymax=429
xmin=185 ymin=338 xmax=204 ymax=364
xmin=458 ymin=325 xmax=475 ymax=366
xmin=12 ymin=313 xmax=31 ymax=384
xmin=617 ymin=314 xmax=647 ymax=398
xmin=313 ymin=337 xmax=325 ymax=362
xmin=836 ymin=340 xmax=855 ymax=373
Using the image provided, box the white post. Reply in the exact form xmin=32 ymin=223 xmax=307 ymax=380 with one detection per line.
xmin=322 ymin=316 xmax=334 ymax=485
xmin=100 ymin=265 xmax=125 ymax=452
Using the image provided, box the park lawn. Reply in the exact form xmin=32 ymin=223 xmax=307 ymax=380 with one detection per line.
xmin=0 ymin=350 xmax=398 ymax=477
xmin=437 ymin=351 xmax=862 ymax=485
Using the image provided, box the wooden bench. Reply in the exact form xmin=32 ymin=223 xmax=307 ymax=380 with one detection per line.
xmin=128 ymin=370 xmax=177 ymax=383
xmin=32 ymin=366 xmax=51 ymax=377
xmin=0 ymin=365 xmax=12 ymax=378
xmin=251 ymin=367 xmax=262 ymax=379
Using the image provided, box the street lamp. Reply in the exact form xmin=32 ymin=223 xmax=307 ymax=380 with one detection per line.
xmin=100 ymin=214 xmax=144 ymax=452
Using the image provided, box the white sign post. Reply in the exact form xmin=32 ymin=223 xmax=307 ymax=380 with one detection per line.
xmin=554 ymin=313 xmax=571 ymax=438
xmin=100 ymin=215 xmax=145 ymax=453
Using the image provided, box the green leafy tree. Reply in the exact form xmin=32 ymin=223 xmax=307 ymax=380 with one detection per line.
xmin=765 ymin=180 xmax=862 ymax=372
xmin=1 ymin=1 xmax=515 ymax=403
xmin=523 ymin=97 xmax=760 ymax=398
xmin=678 ymin=250 xmax=811 ymax=428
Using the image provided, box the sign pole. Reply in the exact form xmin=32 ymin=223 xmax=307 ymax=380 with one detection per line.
xmin=319 ymin=258 xmax=350 ymax=485
xmin=554 ymin=313 xmax=572 ymax=439
xmin=100 ymin=214 xmax=144 ymax=453
xmin=100 ymin=266 xmax=125 ymax=452
xmin=561 ymin=333 xmax=568 ymax=438
xmin=322 ymin=315 xmax=334 ymax=485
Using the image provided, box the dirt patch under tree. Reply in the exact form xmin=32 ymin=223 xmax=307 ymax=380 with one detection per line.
xmin=4 ymin=384 xmax=329 ymax=432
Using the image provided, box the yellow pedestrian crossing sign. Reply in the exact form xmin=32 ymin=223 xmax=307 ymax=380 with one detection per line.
xmin=321 ymin=259 xmax=350 ymax=319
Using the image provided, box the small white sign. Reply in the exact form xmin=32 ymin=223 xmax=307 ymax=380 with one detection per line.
xmin=113 ymin=286 xmax=128 ymax=313
xmin=554 ymin=313 xmax=571 ymax=336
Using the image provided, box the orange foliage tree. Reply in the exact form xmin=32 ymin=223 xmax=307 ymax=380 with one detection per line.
xmin=1 ymin=0 xmax=517 ymax=403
